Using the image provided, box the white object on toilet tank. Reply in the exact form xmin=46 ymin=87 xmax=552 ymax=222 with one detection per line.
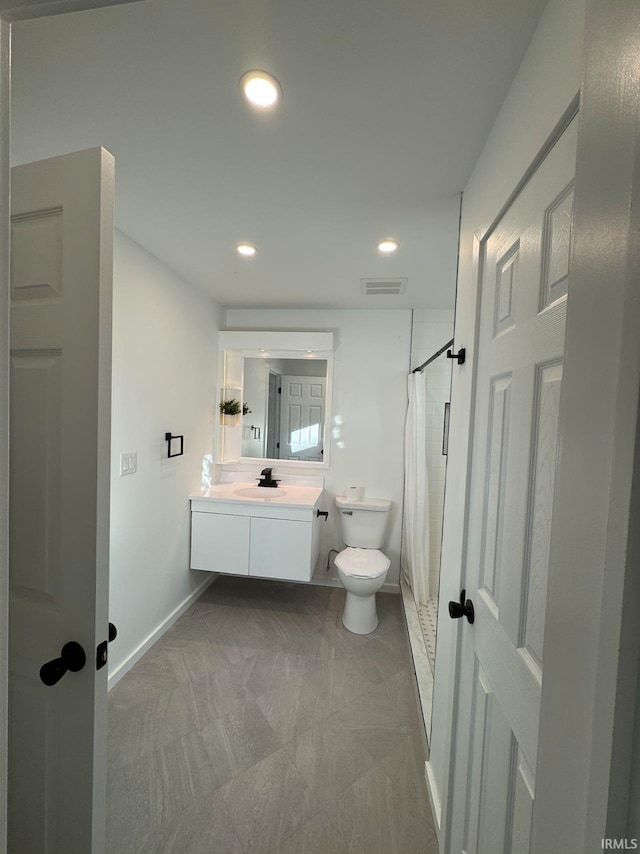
xmin=335 ymin=496 xmax=391 ymax=548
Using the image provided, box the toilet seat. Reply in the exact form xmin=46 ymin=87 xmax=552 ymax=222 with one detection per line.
xmin=335 ymin=547 xmax=390 ymax=579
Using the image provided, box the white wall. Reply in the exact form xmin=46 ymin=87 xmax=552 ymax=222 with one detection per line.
xmin=410 ymin=309 xmax=454 ymax=596
xmin=224 ymin=309 xmax=412 ymax=588
xmin=428 ymin=0 xmax=585 ymax=841
xmin=109 ymin=230 xmax=220 ymax=681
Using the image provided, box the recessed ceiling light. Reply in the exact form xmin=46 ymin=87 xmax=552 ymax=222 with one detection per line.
xmin=240 ymin=70 xmax=282 ymax=109
xmin=377 ymin=238 xmax=399 ymax=254
xmin=237 ymin=243 xmax=257 ymax=257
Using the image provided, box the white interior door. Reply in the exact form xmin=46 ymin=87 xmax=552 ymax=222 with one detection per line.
xmin=9 ymin=149 xmax=114 ymax=854
xmin=279 ymin=375 xmax=325 ymax=461
xmin=448 ymin=118 xmax=577 ymax=854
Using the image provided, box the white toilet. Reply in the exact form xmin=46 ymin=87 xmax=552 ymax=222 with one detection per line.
xmin=334 ymin=495 xmax=392 ymax=634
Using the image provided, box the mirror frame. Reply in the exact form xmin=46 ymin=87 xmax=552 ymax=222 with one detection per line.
xmin=218 ymin=331 xmax=335 ymax=470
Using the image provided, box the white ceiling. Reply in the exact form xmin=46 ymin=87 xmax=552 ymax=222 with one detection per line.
xmin=10 ymin=0 xmax=546 ymax=309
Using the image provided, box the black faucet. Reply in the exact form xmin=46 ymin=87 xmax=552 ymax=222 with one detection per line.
xmin=257 ymin=467 xmax=280 ymax=488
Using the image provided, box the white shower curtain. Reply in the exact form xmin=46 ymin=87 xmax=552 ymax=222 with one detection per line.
xmin=402 ymin=371 xmax=431 ymax=605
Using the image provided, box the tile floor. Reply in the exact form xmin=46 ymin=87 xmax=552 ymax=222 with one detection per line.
xmin=107 ymin=577 xmax=437 ymax=854
xmin=418 ymin=594 xmax=438 ymax=672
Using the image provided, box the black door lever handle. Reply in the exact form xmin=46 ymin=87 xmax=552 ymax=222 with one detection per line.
xmin=40 ymin=641 xmax=86 ymax=686
xmin=448 ymin=589 xmax=475 ymax=624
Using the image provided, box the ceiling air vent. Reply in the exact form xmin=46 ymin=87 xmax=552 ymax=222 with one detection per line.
xmin=361 ymin=277 xmax=407 ymax=296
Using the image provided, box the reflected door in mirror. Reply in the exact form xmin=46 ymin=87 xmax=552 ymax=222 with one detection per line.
xmin=280 ymin=375 xmax=325 ymax=461
xmin=240 ymin=356 xmax=328 ymax=462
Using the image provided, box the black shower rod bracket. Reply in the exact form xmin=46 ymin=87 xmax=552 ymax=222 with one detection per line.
xmin=446 ymin=348 xmax=466 ymax=365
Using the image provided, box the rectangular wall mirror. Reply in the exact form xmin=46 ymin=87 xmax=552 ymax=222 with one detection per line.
xmin=242 ymin=358 xmax=328 ymax=462
xmin=217 ymin=330 xmax=334 ymax=468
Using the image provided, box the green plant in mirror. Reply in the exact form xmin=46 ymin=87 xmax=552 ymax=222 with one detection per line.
xmin=219 ymin=399 xmax=241 ymax=416
xmin=242 ymin=402 xmax=251 ymax=415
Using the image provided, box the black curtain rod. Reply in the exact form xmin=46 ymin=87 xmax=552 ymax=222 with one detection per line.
xmin=412 ymin=337 xmax=455 ymax=373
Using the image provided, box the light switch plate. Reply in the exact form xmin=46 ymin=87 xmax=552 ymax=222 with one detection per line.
xmin=120 ymin=452 xmax=137 ymax=476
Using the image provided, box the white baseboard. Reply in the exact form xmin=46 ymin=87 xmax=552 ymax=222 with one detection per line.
xmin=107 ymin=573 xmax=218 ymax=690
xmin=310 ymin=571 xmax=400 ymax=595
xmin=425 ymin=760 xmax=442 ymax=839
xmin=382 ymin=581 xmax=400 ymax=594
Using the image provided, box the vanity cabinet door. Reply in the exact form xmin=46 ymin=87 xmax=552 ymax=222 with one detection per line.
xmin=249 ymin=517 xmax=313 ymax=582
xmin=191 ymin=512 xmax=250 ymax=575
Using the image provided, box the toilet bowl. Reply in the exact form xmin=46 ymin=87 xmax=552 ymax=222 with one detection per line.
xmin=335 ymin=547 xmax=390 ymax=634
xmin=335 ymin=496 xmax=392 ymax=635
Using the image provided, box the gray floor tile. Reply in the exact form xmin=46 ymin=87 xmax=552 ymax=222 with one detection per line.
xmin=335 ymin=675 xmax=418 ymax=761
xmin=136 ymin=789 xmax=243 ymax=854
xmin=266 ymin=606 xmax=324 ymax=639
xmin=109 ymin=686 xmax=198 ymax=770
xmin=198 ymin=699 xmax=281 ymax=788
xmin=106 ymin=767 xmax=133 ymax=853
xmin=325 ymin=762 xmax=434 ymax=854
xmin=380 ymin=728 xmax=433 ymax=824
xmin=255 ymin=668 xmax=332 ymax=743
xmin=165 ymin=639 xmax=228 ymax=684
xmin=179 ymin=659 xmax=254 ymax=725
xmin=137 ymin=639 xmax=168 ymax=661
xmin=108 ymin=578 xmax=434 ymax=852
xmin=304 ymin=655 xmax=374 ymax=714
xmin=203 ymin=605 xmax=290 ymax=662
xmin=222 ymin=747 xmax=319 ymax=854
xmin=278 ymin=809 xmax=344 ymax=854
xmin=265 ymin=581 xmax=333 ymax=616
xmin=124 ymin=730 xmax=217 ymax=836
xmin=286 ymin=714 xmax=374 ymax=804
xmin=421 ymin=835 xmax=441 ymax=854
xmin=109 ymin=651 xmax=179 ymax=714
xmin=231 ymin=642 xmax=313 ymax=696
xmin=348 ymin=634 xmax=407 ymax=684
xmin=160 ymin=613 xmax=214 ymax=650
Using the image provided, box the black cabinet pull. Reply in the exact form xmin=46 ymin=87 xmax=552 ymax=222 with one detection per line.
xmin=448 ymin=589 xmax=475 ymax=624
xmin=316 ymin=510 xmax=329 ymax=521
xmin=40 ymin=641 xmax=86 ymax=686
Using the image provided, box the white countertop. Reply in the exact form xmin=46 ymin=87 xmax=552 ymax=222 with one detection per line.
xmin=190 ymin=481 xmax=323 ymax=509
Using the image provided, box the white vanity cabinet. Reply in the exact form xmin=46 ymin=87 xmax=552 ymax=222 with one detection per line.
xmin=190 ymin=489 xmax=323 ymax=583
xmin=191 ymin=512 xmax=250 ymax=576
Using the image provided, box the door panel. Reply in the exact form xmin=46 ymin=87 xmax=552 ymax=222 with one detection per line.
xmin=9 ymin=149 xmax=114 ymax=854
xmin=279 ymin=375 xmax=325 ymax=462
xmin=449 ymin=118 xmax=577 ymax=854
xmin=520 ymin=360 xmax=563 ymax=668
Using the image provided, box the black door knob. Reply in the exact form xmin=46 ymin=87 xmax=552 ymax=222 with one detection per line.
xmin=108 ymin=622 xmax=118 ymax=643
xmin=448 ymin=589 xmax=475 ymax=624
xmin=40 ymin=641 xmax=87 ymax=686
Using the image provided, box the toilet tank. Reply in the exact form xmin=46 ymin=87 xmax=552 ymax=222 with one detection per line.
xmin=335 ymin=496 xmax=391 ymax=548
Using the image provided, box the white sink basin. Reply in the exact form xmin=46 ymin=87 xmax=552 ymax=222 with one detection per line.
xmin=233 ymin=487 xmax=288 ymax=499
